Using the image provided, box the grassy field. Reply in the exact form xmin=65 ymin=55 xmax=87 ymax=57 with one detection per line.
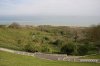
xmin=0 ymin=51 xmax=100 ymax=66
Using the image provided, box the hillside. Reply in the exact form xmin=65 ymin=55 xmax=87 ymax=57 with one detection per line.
xmin=0 ymin=24 xmax=100 ymax=56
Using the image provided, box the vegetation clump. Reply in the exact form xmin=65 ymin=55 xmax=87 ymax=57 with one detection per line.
xmin=0 ymin=23 xmax=100 ymax=56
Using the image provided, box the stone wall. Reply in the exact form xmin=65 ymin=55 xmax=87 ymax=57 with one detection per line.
xmin=0 ymin=48 xmax=100 ymax=63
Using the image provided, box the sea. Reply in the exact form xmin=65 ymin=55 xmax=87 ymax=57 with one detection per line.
xmin=0 ymin=16 xmax=100 ymax=26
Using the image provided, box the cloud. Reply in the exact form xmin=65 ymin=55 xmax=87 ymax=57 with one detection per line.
xmin=0 ymin=0 xmax=100 ymax=16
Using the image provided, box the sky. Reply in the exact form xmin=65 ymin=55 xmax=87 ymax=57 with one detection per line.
xmin=0 ymin=0 xmax=100 ymax=26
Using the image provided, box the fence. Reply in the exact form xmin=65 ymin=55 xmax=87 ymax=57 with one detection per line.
xmin=78 ymin=59 xmax=100 ymax=63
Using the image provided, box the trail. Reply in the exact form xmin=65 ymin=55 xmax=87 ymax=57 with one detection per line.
xmin=0 ymin=47 xmax=34 ymax=56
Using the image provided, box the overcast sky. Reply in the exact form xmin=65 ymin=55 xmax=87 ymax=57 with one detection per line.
xmin=0 ymin=0 xmax=100 ymax=26
xmin=0 ymin=0 xmax=100 ymax=16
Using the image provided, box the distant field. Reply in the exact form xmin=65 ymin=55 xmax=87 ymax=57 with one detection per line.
xmin=0 ymin=51 xmax=100 ymax=66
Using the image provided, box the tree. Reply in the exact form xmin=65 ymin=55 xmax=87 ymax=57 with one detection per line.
xmin=74 ymin=31 xmax=78 ymax=42
xmin=86 ymin=25 xmax=100 ymax=53
xmin=8 ymin=22 xmax=21 ymax=28
xmin=87 ymin=25 xmax=100 ymax=42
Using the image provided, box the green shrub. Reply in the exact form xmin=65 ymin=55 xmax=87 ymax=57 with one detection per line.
xmin=78 ymin=44 xmax=89 ymax=55
xmin=24 ymin=43 xmax=38 ymax=52
xmin=51 ymin=39 xmax=64 ymax=47
xmin=61 ymin=42 xmax=75 ymax=55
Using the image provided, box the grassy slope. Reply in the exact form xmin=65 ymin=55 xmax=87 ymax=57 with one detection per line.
xmin=0 ymin=28 xmax=31 ymax=50
xmin=0 ymin=27 xmax=62 ymax=52
xmin=0 ymin=51 xmax=100 ymax=66
xmin=0 ymin=28 xmax=47 ymax=49
xmin=82 ymin=54 xmax=100 ymax=59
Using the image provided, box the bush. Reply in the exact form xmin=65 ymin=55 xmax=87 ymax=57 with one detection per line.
xmin=41 ymin=45 xmax=52 ymax=53
xmin=61 ymin=42 xmax=75 ymax=55
xmin=8 ymin=22 xmax=21 ymax=29
xmin=52 ymin=39 xmax=64 ymax=46
xmin=24 ymin=43 xmax=38 ymax=52
xmin=78 ymin=44 xmax=89 ymax=55
xmin=0 ymin=25 xmax=6 ymax=28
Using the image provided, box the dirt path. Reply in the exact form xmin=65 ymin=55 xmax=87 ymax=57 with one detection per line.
xmin=0 ymin=48 xmax=15 ymax=53
xmin=0 ymin=48 xmax=35 ymax=56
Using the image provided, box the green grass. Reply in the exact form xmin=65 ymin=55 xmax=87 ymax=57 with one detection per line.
xmin=0 ymin=51 xmax=100 ymax=66
xmin=82 ymin=54 xmax=100 ymax=59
